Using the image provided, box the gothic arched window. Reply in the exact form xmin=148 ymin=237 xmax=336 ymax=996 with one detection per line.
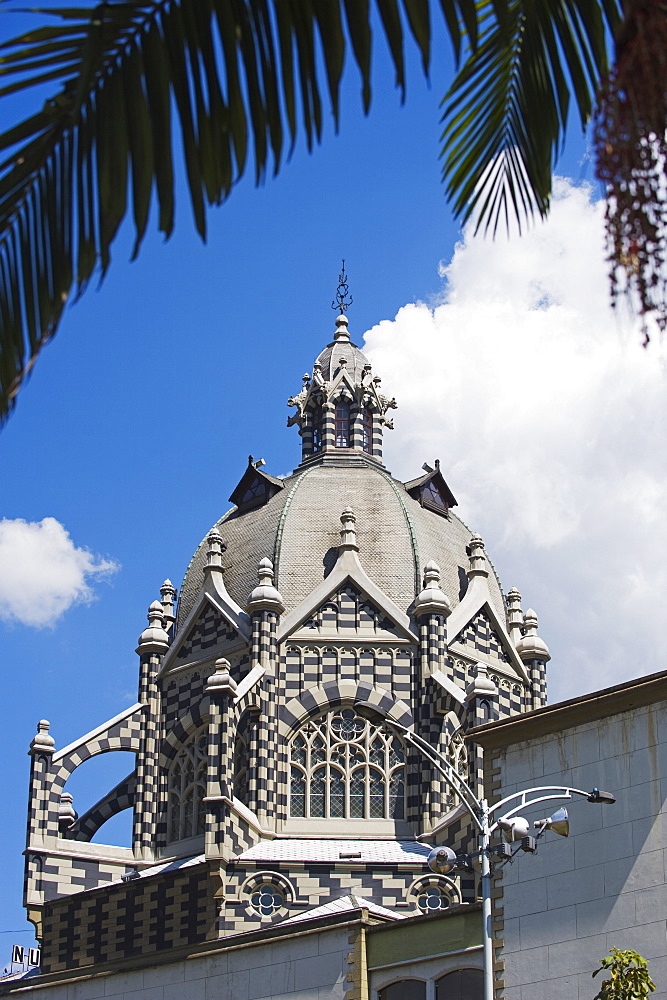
xmin=289 ymin=709 xmax=405 ymax=820
xmin=166 ymin=727 xmax=207 ymax=843
xmin=233 ymin=732 xmax=249 ymax=803
xmin=335 ymin=401 xmax=350 ymax=447
xmin=311 ymin=402 xmax=323 ymax=453
xmin=361 ymin=407 xmax=373 ymax=452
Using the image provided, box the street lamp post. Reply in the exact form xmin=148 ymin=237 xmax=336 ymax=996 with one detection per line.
xmin=354 ymin=703 xmax=615 ymax=1000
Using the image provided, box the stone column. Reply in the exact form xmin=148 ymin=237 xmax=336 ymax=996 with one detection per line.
xmin=24 ymin=720 xmax=56 ymax=926
xmin=516 ymin=608 xmax=550 ymax=709
xmin=204 ymin=659 xmax=237 ymax=861
xmin=464 ymin=664 xmax=499 ymax=800
xmin=133 ymin=600 xmax=169 ymax=863
xmin=246 ymin=558 xmax=284 ymax=830
xmin=413 ymin=561 xmax=451 ymax=833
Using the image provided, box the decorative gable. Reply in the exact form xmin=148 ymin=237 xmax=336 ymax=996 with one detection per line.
xmin=405 ymin=460 xmax=457 ymax=517
xmin=450 ymin=607 xmax=512 ymax=665
xmin=292 ymin=583 xmax=404 ymax=640
xmin=174 ymin=602 xmax=241 ymax=661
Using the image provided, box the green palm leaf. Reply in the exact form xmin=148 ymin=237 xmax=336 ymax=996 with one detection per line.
xmin=0 ymin=0 xmax=486 ymax=424
xmin=440 ymin=0 xmax=621 ymax=233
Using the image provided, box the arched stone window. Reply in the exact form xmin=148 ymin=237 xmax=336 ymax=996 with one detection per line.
xmin=166 ymin=726 xmax=207 ymax=843
xmin=408 ymin=874 xmax=461 ymax=914
xmin=335 ymin=401 xmax=350 ymax=447
xmin=289 ymin=708 xmax=405 ymax=820
xmin=361 ymin=407 xmax=373 ymax=452
xmin=435 ymin=969 xmax=483 ymax=1000
xmin=379 ymin=981 xmax=425 ymax=1000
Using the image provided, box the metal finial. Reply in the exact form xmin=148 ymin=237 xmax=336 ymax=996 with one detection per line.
xmin=332 ymin=259 xmax=353 ymax=313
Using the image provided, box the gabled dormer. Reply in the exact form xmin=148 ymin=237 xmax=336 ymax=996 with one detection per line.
xmin=405 ymin=460 xmax=457 ymax=517
xmin=287 ymin=311 xmax=397 ymax=465
xmin=228 ymin=456 xmax=285 ymax=513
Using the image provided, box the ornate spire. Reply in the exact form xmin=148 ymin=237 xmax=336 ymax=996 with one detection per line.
xmin=414 ymin=560 xmax=451 ymax=618
xmin=287 ymin=278 xmax=397 ymax=466
xmin=29 ymin=719 xmax=55 ymax=755
xmin=339 ymin=508 xmax=359 ymax=552
xmin=331 ymin=259 xmax=352 ymax=314
xmin=137 ymin=600 xmax=169 ymax=651
xmin=246 ymin=557 xmax=285 ymax=614
xmin=467 ymin=535 xmax=488 ymax=579
xmin=516 ymin=608 xmax=551 ymax=663
xmin=506 ymin=586 xmax=523 ymax=644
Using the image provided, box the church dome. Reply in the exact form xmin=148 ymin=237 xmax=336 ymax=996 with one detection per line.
xmin=176 ymin=278 xmax=508 ymax=628
xmin=176 ymin=444 xmax=506 ymax=627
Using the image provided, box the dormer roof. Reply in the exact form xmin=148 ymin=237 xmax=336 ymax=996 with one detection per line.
xmin=228 ymin=456 xmax=285 ymax=513
xmin=405 ymin=460 xmax=457 ymax=516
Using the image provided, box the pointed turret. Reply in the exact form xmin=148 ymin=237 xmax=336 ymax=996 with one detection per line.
xmin=287 ymin=265 xmax=397 ymax=464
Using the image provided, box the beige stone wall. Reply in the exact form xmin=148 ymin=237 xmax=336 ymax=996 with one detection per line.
xmin=491 ymin=699 xmax=667 ymax=1000
xmin=2 ymin=922 xmax=354 ymax=1000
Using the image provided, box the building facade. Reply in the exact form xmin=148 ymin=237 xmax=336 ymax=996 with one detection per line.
xmin=473 ymin=671 xmax=667 ymax=999
xmin=19 ymin=301 xmax=549 ymax=984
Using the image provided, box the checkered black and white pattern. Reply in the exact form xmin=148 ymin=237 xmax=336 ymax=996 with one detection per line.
xmin=282 ymin=643 xmax=414 ymax=702
xmin=451 ymin=608 xmax=512 ymax=664
xmin=174 ymin=603 xmax=241 ymax=662
xmin=280 ymin=679 xmax=414 ymax=735
xmin=40 ymin=863 xmax=217 ymax=973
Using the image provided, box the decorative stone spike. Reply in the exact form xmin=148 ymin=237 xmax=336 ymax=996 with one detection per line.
xmin=160 ymin=579 xmax=177 ymax=629
xmin=339 ymin=508 xmax=359 ymax=552
xmin=137 ymin=600 xmax=169 ymax=650
xmin=247 ymin=557 xmax=285 ymax=614
xmin=506 ymin=587 xmax=523 ymax=644
xmin=467 ymin=535 xmax=488 ymax=579
xmin=58 ymin=792 xmax=77 ymax=831
xmin=333 ymin=312 xmax=351 ymax=342
xmin=516 ymin=608 xmax=551 ymax=663
xmin=30 ymin=720 xmax=55 ymax=755
xmin=206 ymin=658 xmax=238 ymax=698
xmin=414 ymin=560 xmax=451 ymax=618
xmin=206 ymin=528 xmax=225 ymax=570
xmin=465 ymin=663 xmax=498 ymax=701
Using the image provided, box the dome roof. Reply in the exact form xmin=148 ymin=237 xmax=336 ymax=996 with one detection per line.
xmin=176 ymin=460 xmax=506 ymax=628
xmin=314 ymin=338 xmax=370 ymax=383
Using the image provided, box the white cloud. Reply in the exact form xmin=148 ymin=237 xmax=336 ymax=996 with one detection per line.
xmin=363 ymin=178 xmax=667 ymax=702
xmin=0 ymin=517 xmax=119 ymax=627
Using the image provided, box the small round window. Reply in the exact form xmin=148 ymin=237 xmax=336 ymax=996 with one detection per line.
xmin=250 ymin=883 xmax=285 ymax=917
xmin=416 ymin=886 xmax=451 ymax=912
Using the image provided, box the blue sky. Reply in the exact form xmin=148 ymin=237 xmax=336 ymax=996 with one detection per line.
xmin=1 ymin=8 xmax=666 ymax=958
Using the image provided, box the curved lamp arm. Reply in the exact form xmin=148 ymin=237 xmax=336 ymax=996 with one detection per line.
xmin=488 ymin=785 xmax=615 ymax=835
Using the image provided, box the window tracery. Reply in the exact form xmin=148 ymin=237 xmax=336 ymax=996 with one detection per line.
xmin=166 ymin=727 xmax=207 ymax=843
xmin=289 ymin=708 xmax=405 ymax=820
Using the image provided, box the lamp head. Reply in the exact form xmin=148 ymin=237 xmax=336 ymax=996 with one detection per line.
xmin=352 ymin=700 xmax=386 ymax=726
xmin=498 ymin=815 xmax=530 ymax=843
xmin=427 ymin=845 xmax=458 ymax=875
xmin=534 ymin=807 xmax=569 ymax=838
xmin=587 ymin=788 xmax=616 ymax=804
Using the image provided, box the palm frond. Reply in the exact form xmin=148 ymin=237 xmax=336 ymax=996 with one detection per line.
xmin=0 ymin=0 xmax=481 ymax=424
xmin=440 ymin=0 xmax=622 ymax=234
